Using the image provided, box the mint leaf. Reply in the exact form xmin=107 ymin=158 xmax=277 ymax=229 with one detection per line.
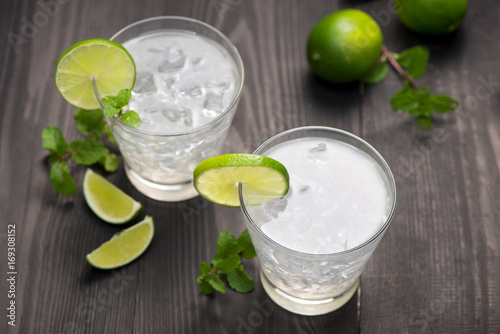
xmin=390 ymin=85 xmax=419 ymax=111
xmin=227 ymin=265 xmax=255 ymax=293
xmin=75 ymin=108 xmax=105 ymax=138
xmin=102 ymin=89 xmax=133 ymax=118
xmin=198 ymin=279 xmax=215 ymax=295
xmin=208 ymin=275 xmax=226 ymax=293
xmin=238 ymin=229 xmax=256 ymax=259
xmin=42 ymin=126 xmax=69 ymax=157
xmin=102 ymin=96 xmax=121 ymax=118
xmin=120 ymin=110 xmax=141 ymax=128
xmin=115 ymin=89 xmax=132 ymax=108
xmin=70 ymin=139 xmax=108 ymax=165
xmin=199 ymin=261 xmax=212 ymax=276
xmin=50 ymin=161 xmax=77 ymax=195
xmin=217 ymin=230 xmax=239 ymax=258
xmin=359 ymin=61 xmax=389 ymax=84
xmin=429 ymin=95 xmax=459 ymax=114
xmin=214 ymin=255 xmax=241 ymax=274
xmin=416 ymin=116 xmax=432 ymax=130
xmin=99 ymin=153 xmax=119 ymax=172
xmin=396 ymin=46 xmax=429 ymax=79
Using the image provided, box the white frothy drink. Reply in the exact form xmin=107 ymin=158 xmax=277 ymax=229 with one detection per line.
xmin=122 ymin=31 xmax=238 ymax=133
xmin=258 ymin=138 xmax=389 ymax=254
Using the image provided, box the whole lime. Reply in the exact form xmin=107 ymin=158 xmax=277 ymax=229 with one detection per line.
xmin=394 ymin=0 xmax=468 ymax=35
xmin=306 ymin=9 xmax=383 ymax=83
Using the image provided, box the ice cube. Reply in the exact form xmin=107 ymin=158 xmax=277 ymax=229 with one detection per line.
xmin=179 ymin=86 xmax=203 ymax=98
xmin=191 ymin=57 xmax=202 ymax=66
xmin=147 ymin=48 xmax=164 ymax=55
xmin=133 ymin=72 xmax=157 ymax=95
xmin=207 ymin=81 xmax=230 ymax=94
xmin=203 ymin=92 xmax=224 ymax=117
xmin=165 ymin=77 xmax=177 ymax=89
xmin=161 ymin=109 xmax=182 ymax=122
xmin=182 ymin=109 xmax=193 ymax=126
xmin=310 ymin=143 xmax=327 ymax=152
xmin=157 ymin=49 xmax=186 ymax=73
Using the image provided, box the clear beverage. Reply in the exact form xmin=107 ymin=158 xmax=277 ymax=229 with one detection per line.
xmin=108 ymin=17 xmax=244 ymax=201
xmin=239 ymin=127 xmax=396 ymax=315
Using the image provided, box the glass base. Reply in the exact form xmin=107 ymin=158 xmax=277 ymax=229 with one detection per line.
xmin=125 ymin=165 xmax=199 ymax=202
xmin=259 ymin=271 xmax=359 ymax=316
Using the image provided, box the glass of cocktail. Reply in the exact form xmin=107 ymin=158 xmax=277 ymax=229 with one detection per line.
xmin=105 ymin=16 xmax=244 ymax=201
xmin=239 ymin=126 xmax=397 ymax=315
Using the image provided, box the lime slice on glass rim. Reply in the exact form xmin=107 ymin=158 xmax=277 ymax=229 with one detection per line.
xmin=193 ymin=154 xmax=290 ymax=207
xmin=54 ymin=38 xmax=136 ymax=110
xmin=86 ymin=216 xmax=154 ymax=270
xmin=83 ymin=169 xmax=142 ymax=224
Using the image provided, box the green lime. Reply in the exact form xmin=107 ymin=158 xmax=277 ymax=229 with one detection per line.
xmin=394 ymin=0 xmax=468 ymax=35
xmin=193 ymin=154 xmax=290 ymax=207
xmin=306 ymin=9 xmax=383 ymax=83
xmin=83 ymin=169 xmax=142 ymax=224
xmin=86 ymin=216 xmax=154 ymax=269
xmin=55 ymin=38 xmax=136 ymax=110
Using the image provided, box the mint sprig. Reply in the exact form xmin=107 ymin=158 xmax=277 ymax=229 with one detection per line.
xmin=360 ymin=45 xmax=459 ymax=130
xmin=197 ymin=229 xmax=256 ymax=295
xmin=102 ymin=89 xmax=141 ymax=128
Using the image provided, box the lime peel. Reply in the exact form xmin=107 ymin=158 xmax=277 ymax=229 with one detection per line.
xmin=86 ymin=216 xmax=154 ymax=270
xmin=193 ymin=154 xmax=290 ymax=207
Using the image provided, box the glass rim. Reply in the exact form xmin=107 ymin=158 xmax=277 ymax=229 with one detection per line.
xmin=108 ymin=16 xmax=245 ymax=137
xmin=238 ymin=126 xmax=397 ymax=258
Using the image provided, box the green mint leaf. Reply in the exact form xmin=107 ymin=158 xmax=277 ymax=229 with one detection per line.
xmin=70 ymin=139 xmax=109 ymax=165
xmin=208 ymin=275 xmax=226 ymax=293
xmin=103 ymin=123 xmax=116 ymax=144
xmin=199 ymin=261 xmax=212 ymax=276
xmin=217 ymin=230 xmax=240 ymax=258
xmin=98 ymin=153 xmax=119 ymax=172
xmin=115 ymin=89 xmax=132 ymax=108
xmin=359 ymin=62 xmax=389 ymax=84
xmin=416 ymin=116 xmax=432 ymax=130
xmin=75 ymin=108 xmax=105 ymax=138
xmin=199 ymin=279 xmax=215 ymax=295
xmin=50 ymin=161 xmax=77 ymax=195
xmin=227 ymin=265 xmax=255 ymax=293
xmin=42 ymin=126 xmax=69 ymax=157
xmin=429 ymin=95 xmax=459 ymax=114
xmin=390 ymin=85 xmax=419 ymax=111
xmin=210 ymin=254 xmax=222 ymax=268
xmin=120 ymin=110 xmax=141 ymax=128
xmin=214 ymin=255 xmax=241 ymax=274
xmin=238 ymin=229 xmax=256 ymax=259
xmin=396 ymin=46 xmax=429 ymax=79
xmin=102 ymin=96 xmax=121 ymax=118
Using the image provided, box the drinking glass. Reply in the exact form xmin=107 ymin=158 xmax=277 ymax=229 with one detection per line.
xmin=239 ymin=126 xmax=397 ymax=315
xmin=105 ymin=16 xmax=244 ymax=201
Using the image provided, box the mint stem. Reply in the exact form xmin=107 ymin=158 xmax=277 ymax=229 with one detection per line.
xmin=382 ymin=45 xmax=418 ymax=90
xmin=57 ymin=150 xmax=74 ymax=162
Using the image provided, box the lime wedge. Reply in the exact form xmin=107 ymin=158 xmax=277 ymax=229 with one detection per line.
xmin=83 ymin=169 xmax=142 ymax=224
xmin=86 ymin=216 xmax=154 ymax=269
xmin=55 ymin=38 xmax=136 ymax=110
xmin=193 ymin=154 xmax=290 ymax=207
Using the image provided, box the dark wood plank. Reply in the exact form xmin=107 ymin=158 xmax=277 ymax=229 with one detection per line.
xmin=356 ymin=0 xmax=500 ymax=333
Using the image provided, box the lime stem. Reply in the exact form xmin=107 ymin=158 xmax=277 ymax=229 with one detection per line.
xmin=381 ymin=45 xmax=418 ymax=90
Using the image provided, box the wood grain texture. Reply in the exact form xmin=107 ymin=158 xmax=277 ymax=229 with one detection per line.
xmin=0 ymin=0 xmax=499 ymax=333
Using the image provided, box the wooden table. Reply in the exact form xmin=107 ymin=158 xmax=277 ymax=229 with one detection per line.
xmin=1 ymin=0 xmax=499 ymax=333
